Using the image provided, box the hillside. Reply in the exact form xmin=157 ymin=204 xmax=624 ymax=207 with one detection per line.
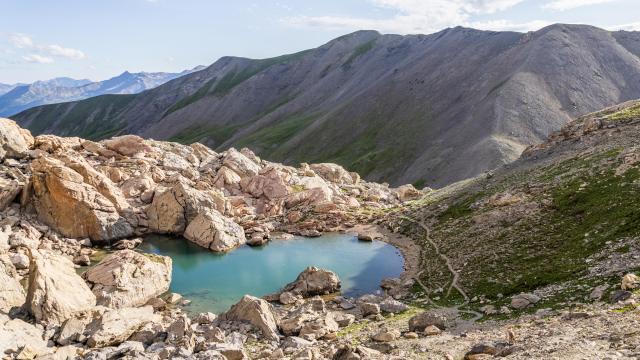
xmin=385 ymin=99 xmax=640 ymax=312
xmin=0 ymin=67 xmax=204 ymax=117
xmin=13 ymin=24 xmax=640 ymax=188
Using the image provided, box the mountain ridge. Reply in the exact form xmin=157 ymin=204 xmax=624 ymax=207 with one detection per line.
xmin=12 ymin=24 xmax=640 ymax=187
xmin=0 ymin=66 xmax=204 ymax=117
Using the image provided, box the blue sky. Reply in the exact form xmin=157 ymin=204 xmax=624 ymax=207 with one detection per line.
xmin=1 ymin=0 xmax=639 ymax=83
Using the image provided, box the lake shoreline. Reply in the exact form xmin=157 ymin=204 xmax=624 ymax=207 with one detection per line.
xmin=346 ymin=223 xmax=420 ymax=288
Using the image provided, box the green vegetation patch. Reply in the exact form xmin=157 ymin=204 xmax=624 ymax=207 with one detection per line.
xmin=168 ymin=123 xmax=243 ymax=146
xmin=236 ymin=113 xmax=317 ymax=151
xmin=606 ymin=103 xmax=640 ymax=122
xmin=165 ymin=50 xmax=310 ymax=116
xmin=342 ymin=39 xmax=376 ymax=68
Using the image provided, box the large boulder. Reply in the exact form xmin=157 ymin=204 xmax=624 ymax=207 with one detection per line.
xmin=146 ymin=181 xmax=225 ymax=234
xmin=282 ymin=267 xmax=341 ymax=297
xmin=394 ymin=184 xmax=423 ymax=201
xmin=0 ymin=118 xmax=33 ymax=159
xmin=0 ymin=255 xmax=26 ymax=313
xmin=309 ymin=163 xmax=358 ymax=185
xmin=222 ymin=295 xmax=279 ymax=341
xmin=30 ymin=157 xmax=133 ymax=242
xmin=184 ymin=209 xmax=246 ymax=252
xmin=25 ymin=250 xmax=96 ymax=324
xmin=83 ymin=250 xmax=172 ymax=308
xmin=0 ymin=313 xmax=51 ymax=357
xmin=85 ymin=306 xmax=160 ymax=347
xmin=222 ymin=148 xmax=261 ymax=179
xmin=58 ymin=154 xmax=130 ymax=211
xmin=242 ymin=166 xmax=291 ymax=200
xmin=102 ymin=135 xmax=151 ymax=157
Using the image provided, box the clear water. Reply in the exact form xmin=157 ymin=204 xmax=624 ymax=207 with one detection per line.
xmin=138 ymin=233 xmax=404 ymax=314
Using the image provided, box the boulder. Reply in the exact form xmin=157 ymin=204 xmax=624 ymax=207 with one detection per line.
xmin=0 ymin=178 xmax=23 ymax=211
xmin=223 ymin=295 xmax=279 ymax=341
xmin=83 ymin=250 xmax=172 ymax=308
xmin=279 ymin=291 xmax=301 ymax=305
xmin=30 ymin=157 xmax=133 ymax=242
xmin=184 ymin=209 xmax=246 ymax=252
xmin=0 ymin=313 xmax=51 ymax=357
xmin=25 ymin=250 xmax=96 ymax=324
xmin=359 ymin=302 xmax=381 ymax=317
xmin=309 ymin=163 xmax=358 ymax=185
xmin=57 ymin=154 xmax=130 ymax=212
xmin=408 ymin=311 xmax=448 ymax=332
xmin=379 ymin=298 xmax=408 ymax=314
xmin=102 ymin=135 xmax=151 ymax=157
xmin=298 ymin=313 xmax=339 ymax=340
xmin=222 ymin=148 xmax=261 ymax=179
xmin=510 ymin=293 xmax=540 ymax=310
xmin=0 ymin=255 xmax=26 ymax=313
xmin=621 ymin=273 xmax=639 ymax=290
xmin=282 ymin=267 xmax=341 ymax=297
xmin=394 ymin=184 xmax=422 ymax=201
xmin=242 ymin=166 xmax=291 ymax=200
xmin=85 ymin=306 xmax=160 ymax=347
xmin=146 ymin=181 xmax=226 ymax=234
xmin=371 ymin=328 xmax=400 ymax=342
xmin=0 ymin=118 xmax=33 ymax=159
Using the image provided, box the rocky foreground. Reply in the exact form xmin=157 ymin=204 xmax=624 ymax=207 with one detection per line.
xmin=0 ymin=118 xmax=425 ymax=359
xmin=2 ymin=100 xmax=640 ymax=360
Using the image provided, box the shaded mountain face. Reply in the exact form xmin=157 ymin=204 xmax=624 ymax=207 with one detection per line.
xmin=12 ymin=24 xmax=640 ymax=187
xmin=0 ymin=67 xmax=204 ymax=117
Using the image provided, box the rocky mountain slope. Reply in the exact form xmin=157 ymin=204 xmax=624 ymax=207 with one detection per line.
xmin=12 ymin=24 xmax=640 ymax=188
xmin=0 ymin=100 xmax=639 ymax=359
xmin=0 ymin=67 xmax=204 ymax=117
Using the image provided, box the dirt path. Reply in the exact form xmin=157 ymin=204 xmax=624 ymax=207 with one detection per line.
xmin=400 ymin=215 xmax=483 ymax=322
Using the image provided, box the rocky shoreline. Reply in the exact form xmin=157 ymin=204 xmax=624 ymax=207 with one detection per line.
xmin=0 ymin=118 xmax=426 ymax=359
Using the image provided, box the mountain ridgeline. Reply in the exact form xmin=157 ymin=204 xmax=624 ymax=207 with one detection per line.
xmin=12 ymin=24 xmax=640 ymax=187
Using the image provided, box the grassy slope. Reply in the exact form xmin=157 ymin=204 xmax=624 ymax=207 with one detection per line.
xmin=389 ymin=100 xmax=640 ymax=315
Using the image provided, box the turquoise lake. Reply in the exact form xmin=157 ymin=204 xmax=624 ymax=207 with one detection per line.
xmin=138 ymin=233 xmax=404 ymax=314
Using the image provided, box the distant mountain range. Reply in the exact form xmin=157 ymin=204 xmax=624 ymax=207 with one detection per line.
xmin=0 ymin=67 xmax=204 ymax=116
xmin=12 ymin=24 xmax=640 ymax=187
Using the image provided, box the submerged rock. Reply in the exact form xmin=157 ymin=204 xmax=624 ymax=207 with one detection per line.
xmin=83 ymin=250 xmax=172 ymax=308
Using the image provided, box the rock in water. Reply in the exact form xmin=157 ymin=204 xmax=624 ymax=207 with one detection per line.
xmin=282 ymin=266 xmax=341 ymax=297
xmin=25 ymin=250 xmax=96 ymax=324
xmin=0 ymin=118 xmax=33 ymax=160
xmin=0 ymin=255 xmax=26 ymax=313
xmin=30 ymin=157 xmax=133 ymax=243
xmin=223 ymin=295 xmax=279 ymax=341
xmin=83 ymin=250 xmax=172 ymax=308
xmin=184 ymin=209 xmax=246 ymax=252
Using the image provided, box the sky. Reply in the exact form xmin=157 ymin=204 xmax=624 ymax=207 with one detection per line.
xmin=1 ymin=0 xmax=639 ymax=84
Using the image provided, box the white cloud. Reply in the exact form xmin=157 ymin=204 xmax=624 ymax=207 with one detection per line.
xmin=282 ymin=0 xmax=531 ymax=34
xmin=5 ymin=33 xmax=85 ymax=63
xmin=541 ymin=0 xmax=619 ymax=11
xmin=8 ymin=33 xmax=34 ymax=48
xmin=43 ymin=44 xmax=85 ymax=60
xmin=608 ymin=22 xmax=640 ymax=31
xmin=22 ymin=54 xmax=54 ymax=64
xmin=470 ymin=19 xmax=552 ymax=32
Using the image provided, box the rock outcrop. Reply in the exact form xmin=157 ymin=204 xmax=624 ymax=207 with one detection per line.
xmin=25 ymin=250 xmax=96 ymax=324
xmin=222 ymin=295 xmax=279 ymax=341
xmin=282 ymin=267 xmax=341 ymax=297
xmin=184 ymin=209 xmax=246 ymax=252
xmin=0 ymin=255 xmax=26 ymax=313
xmin=0 ymin=118 xmax=33 ymax=160
xmin=83 ymin=250 xmax=172 ymax=308
xmin=31 ymin=157 xmax=133 ymax=242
